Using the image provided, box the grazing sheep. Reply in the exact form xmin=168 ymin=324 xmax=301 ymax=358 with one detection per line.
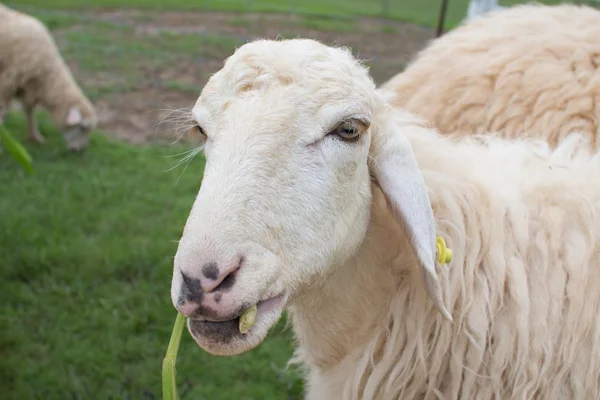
xmin=381 ymin=3 xmax=600 ymax=149
xmin=170 ymin=38 xmax=600 ymax=399
xmin=0 ymin=4 xmax=96 ymax=151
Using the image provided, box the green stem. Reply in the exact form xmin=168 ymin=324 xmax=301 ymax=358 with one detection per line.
xmin=0 ymin=124 xmax=34 ymax=174
xmin=162 ymin=312 xmax=186 ymax=400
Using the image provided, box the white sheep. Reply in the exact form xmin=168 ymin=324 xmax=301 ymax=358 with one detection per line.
xmin=170 ymin=38 xmax=600 ymax=399
xmin=381 ymin=3 xmax=600 ymax=149
xmin=0 ymin=4 xmax=96 ymax=151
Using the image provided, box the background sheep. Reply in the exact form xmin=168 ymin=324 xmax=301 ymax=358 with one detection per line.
xmin=381 ymin=3 xmax=600 ymax=148
xmin=170 ymin=38 xmax=600 ymax=399
xmin=0 ymin=3 xmax=96 ymax=151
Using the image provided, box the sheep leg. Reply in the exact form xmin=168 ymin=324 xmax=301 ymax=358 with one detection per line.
xmin=24 ymin=104 xmax=45 ymax=144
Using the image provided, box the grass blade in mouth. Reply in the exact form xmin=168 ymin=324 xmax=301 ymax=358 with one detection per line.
xmin=162 ymin=312 xmax=186 ymax=400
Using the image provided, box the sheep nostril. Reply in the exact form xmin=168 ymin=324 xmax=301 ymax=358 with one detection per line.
xmin=213 ymin=271 xmax=236 ymax=292
xmin=199 ymin=256 xmax=242 ymax=293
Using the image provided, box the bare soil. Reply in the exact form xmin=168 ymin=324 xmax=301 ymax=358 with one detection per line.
xmin=59 ymin=10 xmax=435 ymax=145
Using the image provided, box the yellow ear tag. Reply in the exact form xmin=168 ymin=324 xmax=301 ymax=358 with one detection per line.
xmin=436 ymin=236 xmax=452 ymax=265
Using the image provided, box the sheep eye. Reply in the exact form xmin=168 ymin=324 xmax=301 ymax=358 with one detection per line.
xmin=329 ymin=121 xmax=361 ymax=142
xmin=190 ymin=124 xmax=207 ymax=139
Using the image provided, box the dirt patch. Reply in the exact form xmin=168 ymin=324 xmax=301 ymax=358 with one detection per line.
xmin=94 ymin=89 xmax=196 ymax=145
xmin=55 ymin=9 xmax=434 ymax=145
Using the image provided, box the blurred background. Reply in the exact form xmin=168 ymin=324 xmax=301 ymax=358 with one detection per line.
xmin=1 ymin=0 xmax=597 ymax=399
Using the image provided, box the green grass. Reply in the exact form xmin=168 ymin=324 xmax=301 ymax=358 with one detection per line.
xmin=46 ymin=20 xmax=242 ymax=100
xmin=229 ymin=16 xmax=252 ymax=28
xmin=34 ymin=12 xmax=82 ymax=30
xmin=301 ymin=15 xmax=356 ymax=33
xmin=0 ymin=113 xmax=302 ymax=400
xmin=11 ymin=0 xmax=568 ymax=29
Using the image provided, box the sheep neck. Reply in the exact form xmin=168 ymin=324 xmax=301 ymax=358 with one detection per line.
xmin=288 ymin=184 xmax=413 ymax=372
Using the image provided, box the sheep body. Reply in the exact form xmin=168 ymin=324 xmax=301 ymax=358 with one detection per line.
xmin=381 ymin=4 xmax=600 ymax=148
xmin=0 ymin=3 xmax=96 ymax=150
xmin=290 ymin=111 xmax=600 ymax=399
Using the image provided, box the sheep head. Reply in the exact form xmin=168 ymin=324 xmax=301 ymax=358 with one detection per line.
xmin=171 ymin=38 xmax=451 ymax=357
xmin=60 ymin=105 xmax=97 ymax=151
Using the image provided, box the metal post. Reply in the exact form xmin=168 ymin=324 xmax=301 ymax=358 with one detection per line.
xmin=436 ymin=0 xmax=449 ymax=37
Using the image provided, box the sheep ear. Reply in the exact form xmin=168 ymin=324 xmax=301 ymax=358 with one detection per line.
xmin=370 ymin=115 xmax=452 ymax=321
xmin=66 ymin=107 xmax=83 ymax=126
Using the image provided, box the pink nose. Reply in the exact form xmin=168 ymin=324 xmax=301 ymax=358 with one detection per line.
xmin=176 ymin=257 xmax=242 ymax=318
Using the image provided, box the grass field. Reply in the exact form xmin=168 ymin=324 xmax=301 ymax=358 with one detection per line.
xmin=9 ymin=0 xmax=468 ymax=27
xmin=1 ymin=0 xmax=569 ymax=399
xmin=9 ymin=0 xmax=568 ymax=28
xmin=0 ymin=114 xmax=302 ymax=399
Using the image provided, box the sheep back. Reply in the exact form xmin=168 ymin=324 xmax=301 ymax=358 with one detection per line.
xmin=381 ymin=4 xmax=600 ymax=149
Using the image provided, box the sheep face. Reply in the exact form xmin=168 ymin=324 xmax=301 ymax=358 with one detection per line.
xmin=61 ymin=106 xmax=96 ymax=151
xmin=172 ymin=39 xmax=450 ymax=356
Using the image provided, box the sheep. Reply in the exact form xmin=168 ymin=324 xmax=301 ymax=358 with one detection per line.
xmin=380 ymin=3 xmax=600 ymax=149
xmin=0 ymin=3 xmax=96 ymax=151
xmin=170 ymin=38 xmax=600 ymax=399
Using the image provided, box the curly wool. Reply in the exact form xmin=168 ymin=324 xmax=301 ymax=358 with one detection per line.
xmin=381 ymin=3 xmax=600 ymax=148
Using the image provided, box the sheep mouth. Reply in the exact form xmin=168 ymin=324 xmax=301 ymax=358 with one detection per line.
xmin=186 ymin=294 xmax=286 ymax=356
